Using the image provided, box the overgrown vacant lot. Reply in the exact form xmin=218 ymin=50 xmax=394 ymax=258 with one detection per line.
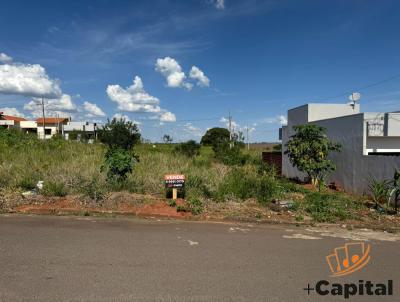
xmin=0 ymin=128 xmax=399 ymax=229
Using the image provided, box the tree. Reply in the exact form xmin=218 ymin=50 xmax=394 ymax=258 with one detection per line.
xmin=200 ymin=127 xmax=230 ymax=147
xmin=285 ymin=124 xmax=341 ymax=187
xmin=98 ymin=118 xmax=141 ymax=182
xmin=162 ymin=134 xmax=173 ymax=144
xmin=98 ymin=118 xmax=141 ymax=150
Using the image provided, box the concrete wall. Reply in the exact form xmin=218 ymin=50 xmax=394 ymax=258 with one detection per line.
xmin=367 ymin=137 xmax=400 ymax=153
xmin=282 ymin=112 xmax=400 ymax=194
xmin=37 ymin=125 xmax=60 ymax=139
xmin=307 ymin=103 xmax=360 ymax=122
xmin=387 ymin=113 xmax=400 ymax=136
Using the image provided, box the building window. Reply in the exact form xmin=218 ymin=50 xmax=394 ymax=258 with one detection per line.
xmin=45 ymin=129 xmax=51 ymax=135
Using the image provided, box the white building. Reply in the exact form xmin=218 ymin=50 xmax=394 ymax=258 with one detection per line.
xmin=280 ymin=103 xmax=400 ymax=194
xmin=0 ymin=113 xmax=26 ymax=129
xmin=62 ymin=121 xmax=100 ymax=142
xmin=36 ymin=117 xmax=69 ymax=139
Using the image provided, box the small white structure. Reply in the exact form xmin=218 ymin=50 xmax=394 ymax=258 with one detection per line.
xmin=20 ymin=120 xmax=38 ymax=135
xmin=0 ymin=113 xmax=26 ymax=129
xmin=63 ymin=121 xmax=101 ymax=142
xmin=280 ymin=103 xmax=400 ymax=194
xmin=36 ymin=117 xmax=69 ymax=139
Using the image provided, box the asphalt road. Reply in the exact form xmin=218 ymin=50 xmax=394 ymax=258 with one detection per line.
xmin=0 ymin=215 xmax=398 ymax=302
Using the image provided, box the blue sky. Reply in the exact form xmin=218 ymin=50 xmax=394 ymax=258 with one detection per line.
xmin=0 ymin=0 xmax=400 ymax=142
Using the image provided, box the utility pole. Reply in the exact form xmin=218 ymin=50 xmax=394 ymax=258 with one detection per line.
xmin=41 ymin=98 xmax=46 ymax=139
xmin=228 ymin=111 xmax=233 ymax=149
xmin=246 ymin=125 xmax=250 ymax=150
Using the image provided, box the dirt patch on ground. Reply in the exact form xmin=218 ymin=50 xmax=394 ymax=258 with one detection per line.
xmin=4 ymin=192 xmax=400 ymax=231
xmin=13 ymin=195 xmax=191 ymax=219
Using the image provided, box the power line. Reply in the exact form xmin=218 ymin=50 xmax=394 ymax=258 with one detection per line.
xmin=313 ymin=73 xmax=400 ymax=101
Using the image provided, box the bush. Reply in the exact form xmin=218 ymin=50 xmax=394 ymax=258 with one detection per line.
xmin=103 ymin=148 xmax=138 ymax=181
xmin=174 ymin=140 xmax=201 ymax=158
xmin=256 ymin=174 xmax=283 ymax=204
xmin=368 ymin=177 xmax=390 ymax=209
xmin=215 ymin=168 xmax=257 ymax=201
xmin=187 ymin=198 xmax=204 ymax=215
xmin=19 ymin=176 xmax=39 ymax=191
xmin=42 ymin=181 xmax=68 ymax=197
xmin=213 ymin=143 xmax=248 ymax=166
xmin=186 ymin=175 xmax=211 ymax=198
xmin=80 ymin=177 xmax=107 ymax=203
xmin=299 ymin=192 xmax=358 ymax=222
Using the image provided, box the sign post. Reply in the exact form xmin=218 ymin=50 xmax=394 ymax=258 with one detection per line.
xmin=164 ymin=174 xmax=185 ymax=200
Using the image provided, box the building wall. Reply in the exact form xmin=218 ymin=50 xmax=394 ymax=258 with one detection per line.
xmin=37 ymin=125 xmax=59 ymax=139
xmin=367 ymin=137 xmax=400 ymax=152
xmin=307 ymin=103 xmax=360 ymax=122
xmin=282 ymin=112 xmax=400 ymax=194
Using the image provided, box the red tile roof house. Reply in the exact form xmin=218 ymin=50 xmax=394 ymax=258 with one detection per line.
xmin=0 ymin=112 xmax=26 ymax=129
xmin=35 ymin=117 xmax=70 ymax=139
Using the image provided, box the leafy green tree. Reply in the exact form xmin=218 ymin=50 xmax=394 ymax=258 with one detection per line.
xmin=98 ymin=118 xmax=141 ymax=150
xmin=285 ymin=124 xmax=341 ymax=187
xmin=98 ymin=118 xmax=141 ymax=182
xmin=162 ymin=134 xmax=173 ymax=144
xmin=200 ymin=127 xmax=230 ymax=147
xmin=174 ymin=140 xmax=201 ymax=158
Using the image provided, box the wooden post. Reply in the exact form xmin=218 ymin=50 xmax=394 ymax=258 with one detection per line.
xmin=172 ymin=188 xmax=178 ymax=200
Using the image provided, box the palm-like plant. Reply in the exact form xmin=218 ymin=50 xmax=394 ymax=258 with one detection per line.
xmin=368 ymin=177 xmax=390 ymax=210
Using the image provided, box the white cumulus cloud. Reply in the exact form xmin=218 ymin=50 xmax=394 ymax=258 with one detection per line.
xmin=112 ymin=113 xmax=142 ymax=125
xmin=107 ymin=76 xmax=161 ymax=113
xmin=83 ymin=101 xmax=106 ymax=117
xmin=24 ymin=94 xmax=77 ymax=118
xmin=278 ymin=115 xmax=287 ymax=125
xmin=0 ymin=53 xmax=13 ymax=64
xmin=213 ymin=0 xmax=225 ymax=10
xmin=189 ymin=66 xmax=210 ymax=87
xmin=155 ymin=57 xmax=192 ymax=90
xmin=0 ymin=62 xmax=61 ymax=98
xmin=0 ymin=107 xmax=24 ymax=117
xmin=159 ymin=111 xmax=176 ymax=122
xmin=264 ymin=115 xmax=287 ymax=125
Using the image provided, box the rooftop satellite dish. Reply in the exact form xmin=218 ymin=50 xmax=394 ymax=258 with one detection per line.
xmin=348 ymin=92 xmax=361 ymax=109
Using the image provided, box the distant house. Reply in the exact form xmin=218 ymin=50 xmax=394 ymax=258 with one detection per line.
xmin=36 ymin=117 xmax=70 ymax=139
xmin=20 ymin=120 xmax=38 ymax=135
xmin=62 ymin=121 xmax=101 ymax=142
xmin=280 ymin=103 xmax=400 ymax=194
xmin=0 ymin=112 xmax=26 ymax=129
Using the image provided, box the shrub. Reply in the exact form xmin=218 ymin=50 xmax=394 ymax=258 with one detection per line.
xmin=80 ymin=177 xmax=107 ymax=203
xmin=187 ymin=198 xmax=204 ymax=215
xmin=186 ymin=175 xmax=211 ymax=198
xmin=42 ymin=181 xmax=68 ymax=197
xmin=174 ymin=140 xmax=201 ymax=158
xmin=215 ymin=168 xmax=257 ymax=201
xmin=213 ymin=143 xmax=248 ymax=166
xmin=368 ymin=177 xmax=390 ymax=209
xmin=19 ymin=176 xmax=39 ymax=191
xmin=256 ymin=174 xmax=283 ymax=204
xmin=103 ymin=148 xmax=138 ymax=181
xmin=300 ymin=192 xmax=357 ymax=222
